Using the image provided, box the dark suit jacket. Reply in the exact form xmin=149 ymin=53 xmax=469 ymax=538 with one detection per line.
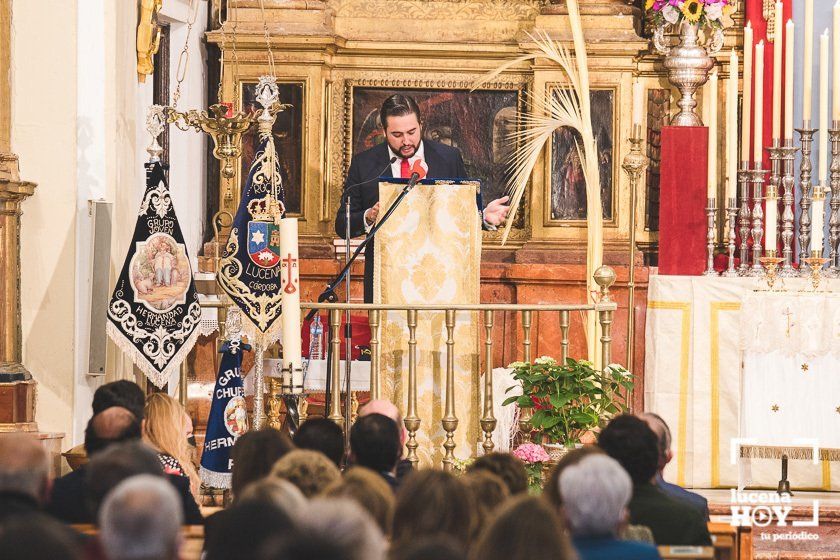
xmin=628 ymin=483 xmax=711 ymax=546
xmin=47 ymin=465 xmax=203 ymax=525
xmin=334 ymin=140 xmax=468 ymax=303
xmin=572 ymin=536 xmax=662 ymax=560
xmin=656 ymin=474 xmax=710 ymax=520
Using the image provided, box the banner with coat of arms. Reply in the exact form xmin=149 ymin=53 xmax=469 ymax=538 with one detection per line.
xmin=216 ymin=113 xmax=287 ymax=345
xmin=106 ymin=161 xmax=201 ymax=388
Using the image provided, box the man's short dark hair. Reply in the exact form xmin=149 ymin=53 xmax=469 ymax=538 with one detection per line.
xmin=84 ymin=406 xmax=142 ymax=457
xmin=641 ymin=412 xmax=672 ymax=460
xmin=467 ymin=452 xmax=528 ymax=495
xmin=598 ymin=413 xmax=660 ymax=485
xmin=380 ymin=94 xmax=422 ymax=129
xmin=85 ymin=441 xmax=163 ymax=520
xmin=350 ymin=413 xmax=400 ymax=473
xmin=92 ymin=380 xmax=145 ymax=419
xmin=293 ymin=418 xmax=344 ymax=467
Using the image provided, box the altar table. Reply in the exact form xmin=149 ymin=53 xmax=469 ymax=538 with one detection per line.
xmin=645 ymin=274 xmax=840 ymax=491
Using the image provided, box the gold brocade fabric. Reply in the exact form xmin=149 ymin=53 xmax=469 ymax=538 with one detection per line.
xmin=374 ymin=181 xmax=481 ymax=467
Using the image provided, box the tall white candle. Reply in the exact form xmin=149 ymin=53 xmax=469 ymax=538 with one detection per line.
xmin=813 ymin=189 xmax=825 ymax=255
xmin=742 ymin=22 xmax=753 ymax=162
xmin=772 ymin=1 xmax=783 ymax=139
xmin=708 ymin=71 xmax=718 ymax=199
xmin=784 ymin=20 xmax=795 ymax=139
xmin=632 ymin=79 xmax=644 ymax=128
xmin=754 ymin=41 xmax=765 ymax=162
xmin=820 ymin=30 xmax=829 ymax=184
xmin=727 ymin=50 xmax=738 ymax=200
xmin=834 ymin=2 xmax=840 ymax=121
xmin=804 ymin=0 xmax=814 ymax=121
xmin=279 ymin=218 xmax=303 ymax=393
xmin=765 ymin=195 xmax=778 ymax=252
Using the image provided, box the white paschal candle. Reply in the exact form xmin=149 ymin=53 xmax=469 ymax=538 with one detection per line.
xmin=708 ymin=71 xmax=718 ymax=199
xmin=279 ymin=217 xmax=303 ymax=392
xmin=772 ymin=1 xmax=783 ymax=139
xmin=820 ymin=30 xmax=829 ymax=184
xmin=784 ymin=19 xmax=795 ymax=139
xmin=742 ymin=22 xmax=753 ymax=162
xmin=754 ymin=41 xmax=765 ymax=163
xmin=804 ymin=0 xmax=814 ymax=121
xmin=727 ymin=50 xmax=738 ymax=200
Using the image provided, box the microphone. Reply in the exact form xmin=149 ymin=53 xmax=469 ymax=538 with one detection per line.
xmin=405 ymin=159 xmax=427 ymax=190
xmin=341 ymin=156 xmax=398 ymax=201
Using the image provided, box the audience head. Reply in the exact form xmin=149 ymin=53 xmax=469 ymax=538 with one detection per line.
xmin=0 ymin=432 xmax=50 ymax=504
xmin=0 ymin=513 xmax=83 ymax=560
xmin=469 ymin=495 xmax=575 ymax=560
xmin=92 ymin=380 xmax=145 ymax=419
xmin=143 ymin=392 xmax=199 ymax=494
xmin=466 ymin=452 xmax=528 ymax=495
xmin=99 ymin=475 xmax=182 ymax=560
xmin=392 ymin=469 xmax=476 ymax=553
xmin=293 ymin=418 xmax=344 ymax=467
xmin=270 ymin=449 xmax=341 ymax=498
xmin=640 ymin=412 xmax=673 ymax=473
xmin=598 ymin=413 xmax=659 ymax=486
xmin=84 ymin=406 xmax=142 ymax=457
xmin=230 ymin=428 xmax=295 ymax=499
xmin=237 ymin=477 xmax=307 ymax=517
xmin=205 ymin=500 xmax=294 ymax=560
xmin=461 ymin=469 xmax=509 ymax=535
xmin=390 ymin=536 xmax=467 ymax=560
xmin=85 ymin=440 xmax=163 ymax=519
xmin=350 ymin=413 xmax=401 ymax=474
xmin=543 ymin=445 xmax=605 ymax=510
xmin=359 ymin=399 xmax=406 ymax=447
xmin=325 ymin=466 xmax=395 ymax=536
xmin=296 ymin=497 xmax=387 ymax=560
xmin=559 ymin=453 xmax=632 ymax=538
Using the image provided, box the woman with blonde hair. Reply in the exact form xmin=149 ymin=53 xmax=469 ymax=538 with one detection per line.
xmin=143 ymin=392 xmax=200 ymax=498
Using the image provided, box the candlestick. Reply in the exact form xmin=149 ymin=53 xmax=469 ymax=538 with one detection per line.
xmin=765 ymin=150 xmax=780 ymax=254
xmin=820 ymin=30 xmax=830 ymax=185
xmin=722 ymin=197 xmax=739 ymax=277
xmin=784 ymin=20 xmax=794 ymax=140
xmin=738 ymin=162 xmax=752 ymax=275
xmin=803 ymin=252 xmax=829 ymax=290
xmin=760 ymin=253 xmax=784 ymax=291
xmin=742 ymin=23 xmax=753 ymax=163
xmin=804 ymin=0 xmax=814 ymax=120
xmin=778 ymin=140 xmax=799 ymax=276
xmin=772 ymin=2 xmax=783 ymax=139
xmin=829 ymin=125 xmax=840 ymax=275
xmin=708 ymin=71 xmax=718 ymax=199
xmin=726 ymin=51 xmax=738 ymax=201
xmin=704 ymin=197 xmax=719 ymax=276
xmin=834 ymin=3 xmax=840 ymax=121
xmin=798 ymin=126 xmax=817 ymax=273
xmin=754 ymin=41 xmax=765 ymax=163
xmin=748 ymin=164 xmax=767 ymax=276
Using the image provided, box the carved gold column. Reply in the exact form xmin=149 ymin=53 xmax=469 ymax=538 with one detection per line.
xmin=0 ymin=0 xmax=38 ymax=430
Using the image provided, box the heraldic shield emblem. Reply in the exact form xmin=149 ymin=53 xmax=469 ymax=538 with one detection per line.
xmin=247 ymin=196 xmax=282 ymax=269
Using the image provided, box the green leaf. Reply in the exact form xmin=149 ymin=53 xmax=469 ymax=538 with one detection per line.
xmin=542 ymin=416 xmax=563 ymax=429
xmin=516 ymin=395 xmax=534 ymax=408
xmin=502 ymin=395 xmax=520 ymax=407
xmin=548 ymin=393 xmax=571 ymax=409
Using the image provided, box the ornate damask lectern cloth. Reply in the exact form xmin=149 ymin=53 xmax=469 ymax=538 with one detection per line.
xmin=107 ymin=162 xmax=201 ymax=388
xmin=375 ymin=180 xmax=482 ymax=466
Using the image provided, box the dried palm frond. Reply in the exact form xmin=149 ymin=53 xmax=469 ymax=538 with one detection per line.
xmin=471 ymin=0 xmax=603 ymax=361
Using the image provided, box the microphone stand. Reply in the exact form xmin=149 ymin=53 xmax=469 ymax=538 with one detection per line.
xmin=313 ymin=176 xmax=422 ymax=447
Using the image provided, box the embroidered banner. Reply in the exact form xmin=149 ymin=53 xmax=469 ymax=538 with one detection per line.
xmin=217 ymin=122 xmax=286 ymax=344
xmin=106 ymin=162 xmax=201 ymax=388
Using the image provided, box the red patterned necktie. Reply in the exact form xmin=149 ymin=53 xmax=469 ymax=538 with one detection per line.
xmin=400 ymin=158 xmax=411 ymax=179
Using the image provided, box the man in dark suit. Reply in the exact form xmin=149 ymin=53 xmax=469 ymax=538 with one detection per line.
xmin=335 ymin=94 xmax=510 ymax=303
xmin=640 ymin=412 xmax=710 ymax=520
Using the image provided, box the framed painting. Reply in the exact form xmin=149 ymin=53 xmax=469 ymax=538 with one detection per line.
xmin=548 ymin=88 xmax=615 ymax=222
xmin=239 ymin=81 xmax=305 ymax=215
xmin=349 ymin=87 xmax=521 ymax=211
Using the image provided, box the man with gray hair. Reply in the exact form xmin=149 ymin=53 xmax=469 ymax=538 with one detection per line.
xmin=559 ymin=454 xmax=661 ymax=560
xmin=0 ymin=433 xmax=50 ymax=522
xmin=99 ymin=474 xmax=182 ymax=560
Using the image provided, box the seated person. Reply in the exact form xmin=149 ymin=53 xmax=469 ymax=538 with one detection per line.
xmin=293 ymin=417 xmax=344 ymax=468
xmin=598 ymin=414 xmax=711 ymax=546
xmin=349 ymin=413 xmax=402 ymax=491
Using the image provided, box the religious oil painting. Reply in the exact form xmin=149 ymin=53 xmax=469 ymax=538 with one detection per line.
xmin=240 ymin=82 xmax=305 ymax=214
xmin=129 ymin=232 xmax=191 ymax=313
xmin=550 ymin=89 xmax=614 ymax=221
xmin=351 ymin=87 xmax=520 ymax=208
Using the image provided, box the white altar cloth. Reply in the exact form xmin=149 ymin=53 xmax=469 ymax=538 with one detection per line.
xmin=645 ymin=274 xmax=840 ymax=491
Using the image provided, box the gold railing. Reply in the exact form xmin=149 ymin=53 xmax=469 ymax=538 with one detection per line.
xmin=299 ymin=267 xmax=618 ymax=470
xmin=194 ymin=268 xmax=618 ymax=470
